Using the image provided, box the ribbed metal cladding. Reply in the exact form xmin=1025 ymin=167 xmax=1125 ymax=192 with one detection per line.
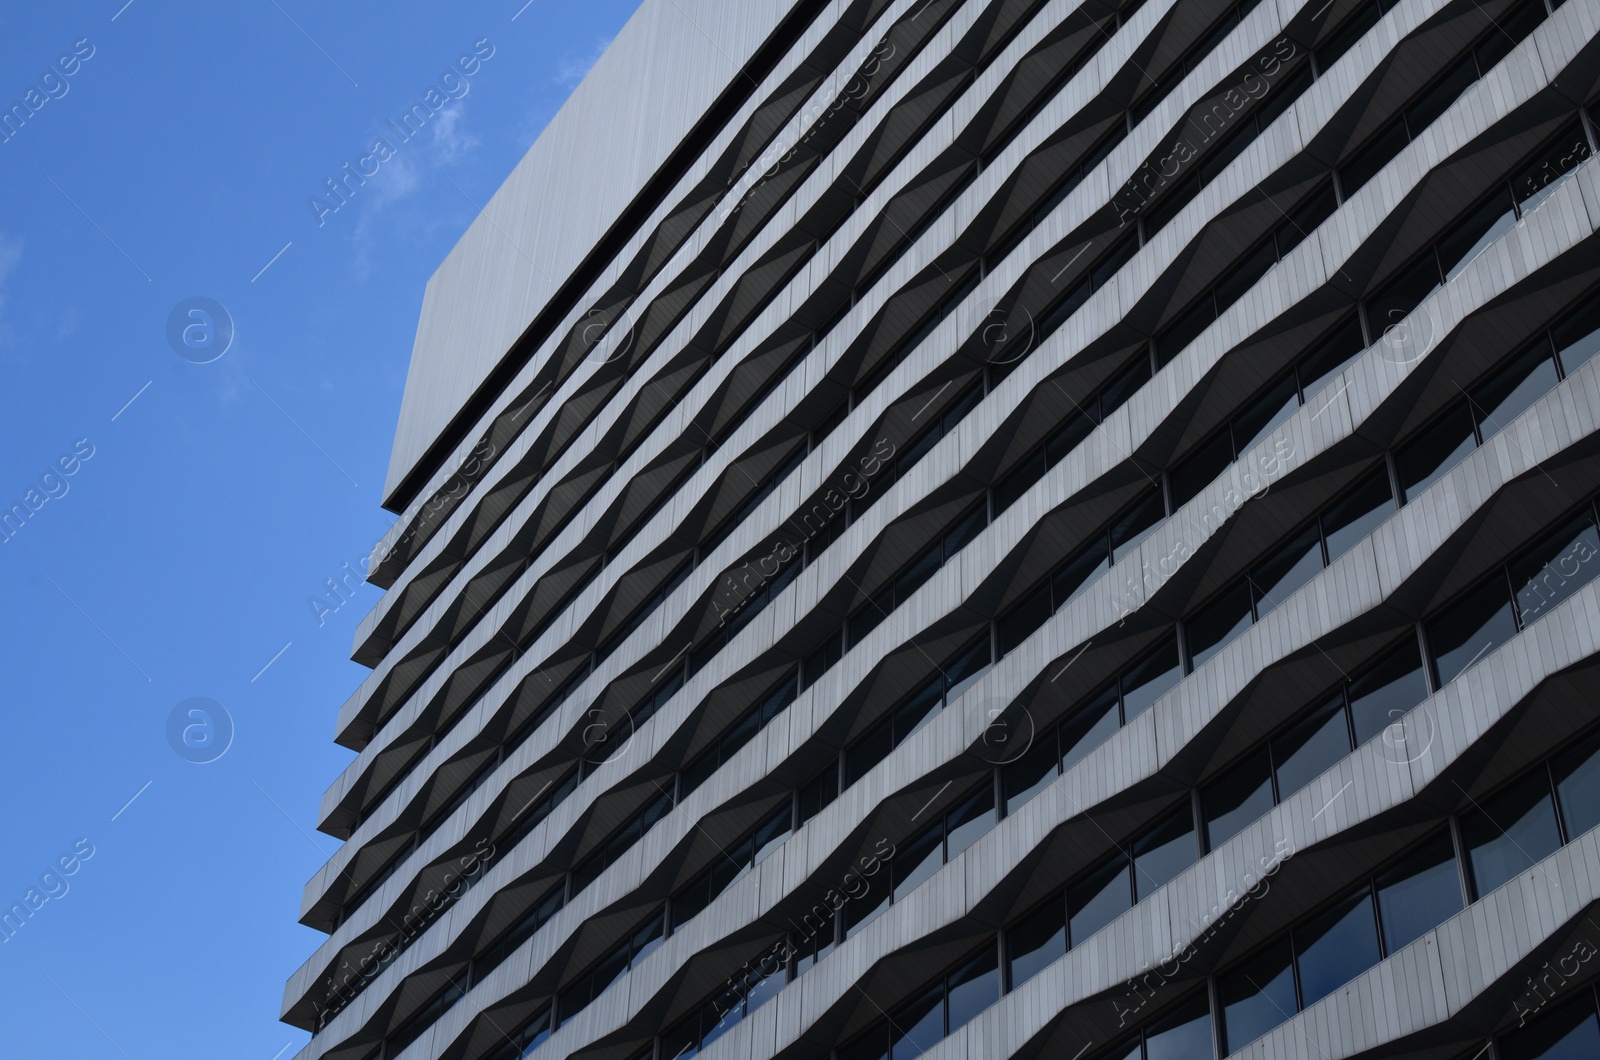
xmin=282 ymin=0 xmax=1600 ymax=1057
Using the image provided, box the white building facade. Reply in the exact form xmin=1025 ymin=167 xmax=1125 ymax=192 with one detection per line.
xmin=282 ymin=0 xmax=1600 ymax=1057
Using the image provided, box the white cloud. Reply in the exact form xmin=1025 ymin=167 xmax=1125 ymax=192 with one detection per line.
xmin=554 ymin=36 xmax=611 ymax=89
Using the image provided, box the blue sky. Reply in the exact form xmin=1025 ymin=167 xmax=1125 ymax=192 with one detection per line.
xmin=0 ymin=1 xmax=642 ymax=1056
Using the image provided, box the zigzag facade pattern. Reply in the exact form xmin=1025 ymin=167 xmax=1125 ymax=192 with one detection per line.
xmin=283 ymin=0 xmax=1600 ymax=1057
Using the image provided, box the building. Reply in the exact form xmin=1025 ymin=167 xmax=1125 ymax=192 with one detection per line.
xmin=280 ymin=0 xmax=1600 ymax=1057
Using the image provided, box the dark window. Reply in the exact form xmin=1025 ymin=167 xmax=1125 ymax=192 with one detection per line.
xmin=1218 ymin=937 xmax=1297 ymax=1054
xmin=1462 ymin=768 xmax=1562 ymax=898
xmin=1120 ymin=635 xmax=1182 ymax=720
xmin=1365 ymin=253 xmax=1443 ymax=353
xmin=1374 ymin=830 xmax=1462 ymax=952
xmin=1320 ymin=467 xmax=1393 ymax=562
xmin=799 ymin=763 xmax=839 ymax=824
xmin=1293 ymin=888 xmax=1380 ymax=1007
xmin=1471 ymin=341 xmax=1561 ymax=437
xmin=1437 ymin=187 xmax=1516 ymax=280
xmin=1427 ymin=576 xmax=1516 ymax=686
xmin=1187 ymin=580 xmax=1253 ymax=671
xmin=1111 ymin=488 xmax=1166 ymax=561
xmin=1060 ymin=686 xmax=1121 ymax=774
xmin=1006 ymin=899 xmax=1067 ymax=989
xmin=1132 ymin=808 xmax=1196 ymax=900
xmin=1347 ymin=640 xmax=1427 ymax=746
xmin=1143 ymin=992 xmax=1213 ymax=1060
xmin=1553 ymin=730 xmax=1600 ymax=841
xmin=1553 ymin=300 xmax=1600 ymax=375
xmin=1069 ymin=855 xmax=1132 ymax=945
xmin=945 ymin=948 xmax=999 ymax=1034
xmin=1498 ymin=989 xmax=1600 ymax=1059
xmin=1512 ymin=510 xmax=1600 ymax=626
xmin=1339 ymin=118 xmax=1410 ymax=196
xmin=1004 ymin=728 xmax=1060 ymax=812
xmin=1203 ymin=747 xmax=1274 ymax=850
xmin=1296 ymin=315 xmax=1365 ymax=400
xmin=1272 ymin=695 xmax=1352 ymax=801
xmin=1170 ymin=430 xmax=1234 ymax=510
xmin=1251 ymin=523 xmax=1323 ymax=615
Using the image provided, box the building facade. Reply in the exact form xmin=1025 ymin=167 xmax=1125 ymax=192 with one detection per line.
xmin=281 ymin=0 xmax=1600 ymax=1058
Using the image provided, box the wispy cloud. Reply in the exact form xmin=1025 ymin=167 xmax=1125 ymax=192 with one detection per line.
xmin=350 ymin=102 xmax=482 ymax=277
xmin=554 ymin=36 xmax=611 ymax=89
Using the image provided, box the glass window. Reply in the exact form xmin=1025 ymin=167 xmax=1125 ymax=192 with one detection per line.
xmin=1099 ymin=355 xmax=1153 ymax=420
xmin=1061 ymin=687 xmax=1121 ymax=774
xmin=1396 ymin=404 xmax=1476 ymax=503
xmin=1143 ymin=992 xmax=1213 ymax=1060
xmin=1438 ymin=188 xmax=1516 ymax=281
xmin=1004 ymin=729 xmax=1060 ymax=813
xmin=1498 ymin=989 xmax=1600 ymax=1060
xmin=1428 ymin=577 xmax=1516 ymax=686
xmin=839 ymin=1028 xmax=888 ymax=1060
xmin=1320 ymin=468 xmax=1393 ymax=562
xmin=1203 ymin=747 xmax=1275 ymax=850
xmin=1275 ymin=177 xmax=1337 ymax=260
xmin=1513 ymin=122 xmax=1592 ymax=213
xmin=944 ymin=640 xmax=993 ymax=704
xmin=946 ymin=785 xmax=996 ymax=860
xmin=1347 ymin=642 xmax=1428 ymax=747
xmin=1111 ymin=489 xmax=1166 ymax=562
xmin=1472 ymin=344 xmax=1560 ymax=438
xmin=1232 ymin=374 xmax=1301 ymax=456
xmin=1069 ymin=855 xmax=1132 ymax=945
xmin=1340 ymin=118 xmax=1411 ymax=197
xmin=946 ymin=948 xmax=999 ymax=1033
xmin=1054 ymin=537 xmax=1112 ymax=609
xmin=1187 ymin=581 xmax=1254 ymax=671
xmin=1293 ymin=888 xmax=1380 ymax=1008
xmin=846 ymin=719 xmax=895 ymax=786
xmin=999 ymin=584 xmax=1052 ymax=657
xmin=1553 ymin=302 xmax=1600 ymax=375
xmin=1007 ymin=899 xmax=1066 ymax=989
xmin=1121 ymin=636 xmax=1182 ymax=720
xmin=890 ymin=985 xmax=943 ymax=1060
xmin=1273 ymin=696 xmax=1353 ymax=800
xmin=1297 ymin=316 xmax=1365 ymax=401
xmin=892 ymin=825 xmax=945 ymax=904
xmin=1219 ymin=937 xmax=1297 ymax=1054
xmin=1212 ymin=237 xmax=1279 ymax=314
xmin=1553 ymin=731 xmax=1600 ymax=841
xmin=896 ymin=679 xmax=944 ymax=743
xmin=1462 ymin=768 xmax=1563 ymax=898
xmin=1512 ymin=511 xmax=1600 ymax=627
xmin=1155 ymin=293 xmax=1216 ymax=368
xmin=1402 ymin=54 xmax=1477 ymax=137
xmin=1252 ymin=524 xmax=1324 ymax=613
xmin=1375 ymin=831 xmax=1462 ymax=952
xmin=799 ymin=764 xmax=838 ymax=824
xmin=1133 ymin=809 xmax=1196 ymax=900
xmin=1170 ymin=430 xmax=1235 ymax=510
